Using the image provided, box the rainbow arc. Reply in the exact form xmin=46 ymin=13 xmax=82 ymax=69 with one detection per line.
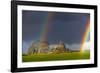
xmin=40 ymin=12 xmax=54 ymax=41
xmin=80 ymin=18 xmax=90 ymax=52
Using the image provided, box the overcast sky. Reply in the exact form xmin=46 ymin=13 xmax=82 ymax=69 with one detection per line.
xmin=22 ymin=10 xmax=90 ymax=53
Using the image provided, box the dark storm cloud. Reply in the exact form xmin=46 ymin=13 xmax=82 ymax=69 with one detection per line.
xmin=22 ymin=10 xmax=90 ymax=53
xmin=46 ymin=12 xmax=90 ymax=44
xmin=22 ymin=10 xmax=48 ymax=41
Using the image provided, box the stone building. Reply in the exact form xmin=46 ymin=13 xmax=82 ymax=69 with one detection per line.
xmin=37 ymin=40 xmax=49 ymax=54
xmin=27 ymin=40 xmax=69 ymax=55
xmin=27 ymin=42 xmax=37 ymax=55
xmin=51 ymin=41 xmax=67 ymax=54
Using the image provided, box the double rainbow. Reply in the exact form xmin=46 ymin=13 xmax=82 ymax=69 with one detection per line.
xmin=39 ymin=12 xmax=90 ymax=52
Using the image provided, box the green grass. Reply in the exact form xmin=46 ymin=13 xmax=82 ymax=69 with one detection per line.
xmin=22 ymin=51 xmax=90 ymax=62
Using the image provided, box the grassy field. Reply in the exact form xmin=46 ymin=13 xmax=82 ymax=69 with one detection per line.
xmin=22 ymin=51 xmax=90 ymax=62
